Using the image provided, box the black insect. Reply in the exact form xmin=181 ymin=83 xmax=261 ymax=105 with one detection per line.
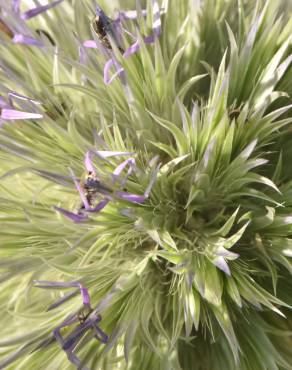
xmin=78 ymin=171 xmax=112 ymax=212
xmin=92 ymin=15 xmax=112 ymax=50
xmin=91 ymin=6 xmax=124 ymax=53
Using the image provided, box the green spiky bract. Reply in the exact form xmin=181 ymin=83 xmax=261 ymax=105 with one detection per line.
xmin=0 ymin=0 xmax=292 ymax=369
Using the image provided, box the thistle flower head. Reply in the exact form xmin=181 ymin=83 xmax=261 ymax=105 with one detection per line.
xmin=0 ymin=0 xmax=292 ymax=369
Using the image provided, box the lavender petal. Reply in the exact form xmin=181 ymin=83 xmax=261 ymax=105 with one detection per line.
xmin=79 ymin=284 xmax=91 ymax=306
xmin=113 ymin=158 xmax=135 ymax=177
xmin=54 ymin=206 xmax=89 ymax=222
xmin=213 ymin=257 xmax=231 ymax=276
xmin=123 ymin=40 xmax=140 ymax=58
xmin=144 ymin=35 xmax=156 ymax=44
xmin=215 ymin=246 xmax=239 ymax=260
xmin=20 ymin=0 xmax=64 ymax=20
xmin=92 ymin=321 xmax=108 ymax=343
xmin=152 ymin=0 xmax=162 ymax=37
xmin=69 ymin=168 xmax=90 ymax=210
xmin=83 ymin=40 xmax=98 ymax=48
xmin=13 ymin=34 xmax=44 ymax=47
xmin=1 ymin=109 xmax=43 ymax=120
xmin=115 ymin=191 xmax=146 ymax=204
xmin=85 ymin=199 xmax=110 ymax=213
xmin=117 ymin=9 xmax=147 ymax=20
xmin=84 ymin=151 xmax=96 ymax=173
xmin=104 ymin=59 xmax=124 ymax=85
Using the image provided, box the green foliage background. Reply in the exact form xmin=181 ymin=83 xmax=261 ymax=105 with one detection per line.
xmin=0 ymin=0 xmax=292 ymax=369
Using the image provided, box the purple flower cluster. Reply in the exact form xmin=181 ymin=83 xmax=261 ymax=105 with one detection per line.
xmin=55 ymin=150 xmax=159 ymax=222
xmin=4 ymin=1 xmax=162 ymax=85
xmin=84 ymin=1 xmax=162 ymax=84
xmin=34 ymin=280 xmax=108 ymax=369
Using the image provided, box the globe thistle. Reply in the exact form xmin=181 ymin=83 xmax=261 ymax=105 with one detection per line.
xmin=0 ymin=0 xmax=292 ymax=369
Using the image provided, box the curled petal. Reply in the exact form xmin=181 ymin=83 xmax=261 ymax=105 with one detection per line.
xmin=114 ymin=162 xmax=159 ymax=203
xmin=113 ymin=158 xmax=135 ymax=177
xmin=123 ymin=40 xmax=140 ymax=58
xmin=92 ymin=321 xmax=108 ymax=343
xmin=213 ymin=257 xmax=231 ymax=276
xmin=20 ymin=0 xmax=64 ymax=20
xmin=1 ymin=109 xmax=42 ymax=120
xmin=113 ymin=158 xmax=136 ymax=188
xmin=85 ymin=151 xmax=96 ymax=173
xmin=54 ymin=206 xmax=88 ymax=222
xmin=13 ymin=34 xmax=44 ymax=47
xmin=104 ymin=59 xmax=123 ymax=85
xmin=105 ymin=34 xmax=158 ymax=84
xmin=215 ymin=246 xmax=239 ymax=260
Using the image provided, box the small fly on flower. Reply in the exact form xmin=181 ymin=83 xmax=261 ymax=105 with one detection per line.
xmin=77 ymin=304 xmax=93 ymax=324
xmin=78 ymin=171 xmax=112 ymax=212
xmin=91 ymin=6 xmax=124 ymax=53
xmin=33 ymin=280 xmax=108 ymax=368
